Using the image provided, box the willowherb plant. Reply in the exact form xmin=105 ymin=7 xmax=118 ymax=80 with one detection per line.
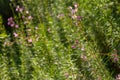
xmin=0 ymin=0 xmax=120 ymax=80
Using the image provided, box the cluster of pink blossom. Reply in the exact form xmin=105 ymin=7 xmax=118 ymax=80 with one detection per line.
xmin=16 ymin=5 xmax=33 ymax=43
xmin=16 ymin=5 xmax=24 ymax=13
xmin=7 ymin=17 xmax=19 ymax=37
xmin=7 ymin=5 xmax=33 ymax=40
xmin=16 ymin=5 xmax=33 ymax=22
xmin=68 ymin=3 xmax=82 ymax=20
xmin=116 ymin=74 xmax=120 ymax=80
xmin=7 ymin=17 xmax=19 ymax=28
xmin=28 ymin=38 xmax=32 ymax=43
xmin=13 ymin=32 xmax=18 ymax=37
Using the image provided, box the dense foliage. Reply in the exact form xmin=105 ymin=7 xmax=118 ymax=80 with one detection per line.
xmin=0 ymin=0 xmax=120 ymax=80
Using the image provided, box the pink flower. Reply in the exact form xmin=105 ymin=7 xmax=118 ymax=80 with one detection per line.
xmin=16 ymin=5 xmax=24 ymax=13
xmin=28 ymin=39 xmax=32 ymax=43
xmin=10 ymin=23 xmax=15 ymax=27
xmin=8 ymin=22 xmax=11 ymax=25
xmin=15 ymin=24 xmax=19 ymax=28
xmin=7 ymin=17 xmax=15 ymax=27
xmin=74 ymin=3 xmax=78 ymax=8
xmin=28 ymin=16 xmax=32 ymax=20
xmin=19 ymin=8 xmax=23 ymax=13
xmin=71 ymin=9 xmax=76 ymax=15
xmin=71 ymin=45 xmax=76 ymax=49
xmin=111 ymin=53 xmax=119 ymax=62
xmin=8 ymin=17 xmax=13 ymax=22
xmin=116 ymin=74 xmax=120 ymax=80
xmin=16 ymin=5 xmax=20 ymax=12
xmin=13 ymin=32 xmax=18 ymax=37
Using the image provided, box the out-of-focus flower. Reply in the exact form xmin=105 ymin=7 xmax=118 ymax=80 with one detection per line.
xmin=10 ymin=23 xmax=15 ymax=27
xmin=15 ymin=24 xmax=19 ymax=28
xmin=71 ymin=45 xmax=76 ymax=49
xmin=7 ymin=22 xmax=11 ymax=25
xmin=16 ymin=5 xmax=23 ymax=13
xmin=13 ymin=32 xmax=18 ymax=37
xmin=7 ymin=17 xmax=16 ymax=27
xmin=8 ymin=17 xmax=13 ymax=22
xmin=19 ymin=8 xmax=23 ymax=13
xmin=74 ymin=3 xmax=78 ymax=8
xmin=116 ymin=74 xmax=120 ymax=80
xmin=111 ymin=53 xmax=119 ymax=63
xmin=28 ymin=16 xmax=32 ymax=20
xmin=71 ymin=9 xmax=76 ymax=15
xmin=81 ymin=54 xmax=87 ymax=61
xmin=28 ymin=39 xmax=32 ymax=43
xmin=16 ymin=5 xmax=20 ymax=11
